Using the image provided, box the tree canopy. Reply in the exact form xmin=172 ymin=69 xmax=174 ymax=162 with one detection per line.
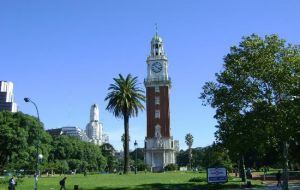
xmin=0 ymin=111 xmax=51 ymax=171
xmin=200 ymin=34 xmax=300 ymax=167
xmin=0 ymin=111 xmax=111 ymax=174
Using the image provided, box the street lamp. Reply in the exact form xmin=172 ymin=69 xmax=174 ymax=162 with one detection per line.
xmin=134 ymin=140 xmax=138 ymax=174
xmin=24 ymin=97 xmax=42 ymax=190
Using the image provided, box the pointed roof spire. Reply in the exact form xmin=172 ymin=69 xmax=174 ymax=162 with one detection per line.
xmin=151 ymin=23 xmax=163 ymax=43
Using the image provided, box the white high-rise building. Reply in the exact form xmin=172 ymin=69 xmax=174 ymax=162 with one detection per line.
xmin=0 ymin=81 xmax=18 ymax=112
xmin=86 ymin=104 xmax=107 ymax=145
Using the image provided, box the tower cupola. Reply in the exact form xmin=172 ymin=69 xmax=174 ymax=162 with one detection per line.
xmin=150 ymin=33 xmax=164 ymax=57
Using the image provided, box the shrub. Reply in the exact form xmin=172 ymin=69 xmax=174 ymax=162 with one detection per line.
xmin=137 ymin=162 xmax=150 ymax=172
xmin=164 ymin=164 xmax=178 ymax=171
xmin=189 ymin=177 xmax=205 ymax=182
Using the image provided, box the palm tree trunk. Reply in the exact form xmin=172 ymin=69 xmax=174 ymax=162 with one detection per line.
xmin=124 ymin=115 xmax=130 ymax=174
xmin=189 ymin=147 xmax=192 ymax=170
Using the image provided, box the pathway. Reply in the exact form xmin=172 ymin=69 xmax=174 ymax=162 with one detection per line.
xmin=248 ymin=184 xmax=300 ymax=190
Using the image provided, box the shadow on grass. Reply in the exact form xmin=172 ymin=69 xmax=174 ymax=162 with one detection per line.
xmin=86 ymin=182 xmax=260 ymax=190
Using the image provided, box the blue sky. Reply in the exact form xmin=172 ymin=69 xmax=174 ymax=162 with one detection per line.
xmin=1 ymin=0 xmax=300 ymax=151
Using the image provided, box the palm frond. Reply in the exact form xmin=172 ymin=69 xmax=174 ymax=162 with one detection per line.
xmin=105 ymin=74 xmax=146 ymax=118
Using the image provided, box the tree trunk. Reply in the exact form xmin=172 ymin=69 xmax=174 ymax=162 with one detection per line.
xmin=242 ymin=155 xmax=247 ymax=183
xmin=189 ymin=147 xmax=192 ymax=170
xmin=123 ymin=115 xmax=130 ymax=174
xmin=282 ymin=141 xmax=289 ymax=190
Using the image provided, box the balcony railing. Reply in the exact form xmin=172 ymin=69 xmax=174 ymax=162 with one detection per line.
xmin=145 ymin=138 xmax=175 ymax=150
xmin=144 ymin=77 xmax=171 ymax=87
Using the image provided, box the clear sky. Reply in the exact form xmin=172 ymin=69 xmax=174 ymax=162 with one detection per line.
xmin=1 ymin=0 xmax=300 ymax=151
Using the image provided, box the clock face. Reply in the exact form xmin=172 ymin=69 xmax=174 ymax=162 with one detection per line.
xmin=151 ymin=62 xmax=162 ymax=73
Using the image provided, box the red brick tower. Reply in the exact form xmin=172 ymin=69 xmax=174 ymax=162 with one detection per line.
xmin=144 ymin=32 xmax=177 ymax=172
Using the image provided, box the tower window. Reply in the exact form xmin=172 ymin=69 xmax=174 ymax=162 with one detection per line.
xmin=155 ymin=86 xmax=160 ymax=93
xmin=155 ymin=96 xmax=160 ymax=105
xmin=155 ymin=110 xmax=160 ymax=119
xmin=155 ymin=125 xmax=161 ymax=138
xmin=155 ymin=44 xmax=158 ymax=48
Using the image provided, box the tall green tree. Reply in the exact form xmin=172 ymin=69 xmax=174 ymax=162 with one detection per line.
xmin=200 ymin=34 xmax=300 ymax=188
xmin=105 ymin=74 xmax=145 ymax=174
xmin=100 ymin=143 xmax=117 ymax=173
xmin=176 ymin=150 xmax=189 ymax=167
xmin=191 ymin=147 xmax=206 ymax=169
xmin=49 ymin=135 xmax=105 ymax=173
xmin=130 ymin=148 xmax=144 ymax=161
xmin=185 ymin=133 xmax=194 ymax=170
xmin=0 ymin=111 xmax=51 ymax=171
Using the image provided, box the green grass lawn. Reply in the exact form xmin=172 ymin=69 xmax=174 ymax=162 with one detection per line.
xmin=0 ymin=172 xmax=263 ymax=190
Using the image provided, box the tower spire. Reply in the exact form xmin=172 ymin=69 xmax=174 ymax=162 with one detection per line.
xmin=150 ymin=24 xmax=164 ymax=57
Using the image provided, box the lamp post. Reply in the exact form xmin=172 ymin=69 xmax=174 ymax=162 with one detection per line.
xmin=24 ymin=97 xmax=42 ymax=190
xmin=134 ymin=140 xmax=138 ymax=174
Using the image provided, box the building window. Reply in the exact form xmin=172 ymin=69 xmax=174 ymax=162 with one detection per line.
xmin=155 ymin=86 xmax=159 ymax=93
xmin=155 ymin=110 xmax=160 ymax=119
xmin=155 ymin=125 xmax=161 ymax=138
xmin=155 ymin=96 xmax=160 ymax=105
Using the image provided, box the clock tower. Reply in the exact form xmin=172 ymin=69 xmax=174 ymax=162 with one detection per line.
xmin=144 ymin=32 xmax=178 ymax=172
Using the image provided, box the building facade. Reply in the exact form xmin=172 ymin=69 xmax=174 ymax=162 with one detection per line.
xmin=46 ymin=128 xmax=63 ymax=137
xmin=86 ymin=104 xmax=107 ymax=145
xmin=61 ymin=126 xmax=90 ymax=142
xmin=0 ymin=81 xmax=18 ymax=112
xmin=144 ymin=33 xmax=178 ymax=172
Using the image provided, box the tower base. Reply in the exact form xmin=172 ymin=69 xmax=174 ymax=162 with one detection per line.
xmin=144 ymin=137 xmax=177 ymax=172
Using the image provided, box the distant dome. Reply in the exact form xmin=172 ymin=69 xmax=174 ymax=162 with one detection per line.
xmin=151 ymin=34 xmax=163 ymax=43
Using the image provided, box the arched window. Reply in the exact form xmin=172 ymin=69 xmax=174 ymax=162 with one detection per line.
xmin=155 ymin=124 xmax=161 ymax=138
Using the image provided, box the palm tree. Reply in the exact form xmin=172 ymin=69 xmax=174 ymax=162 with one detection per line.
xmin=105 ymin=74 xmax=145 ymax=174
xmin=185 ymin=133 xmax=194 ymax=170
xmin=121 ymin=133 xmax=130 ymax=151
